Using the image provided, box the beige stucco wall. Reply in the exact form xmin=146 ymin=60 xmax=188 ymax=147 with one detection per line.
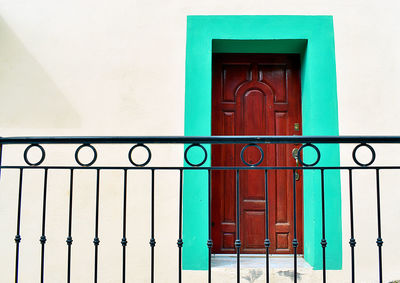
xmin=0 ymin=0 xmax=400 ymax=282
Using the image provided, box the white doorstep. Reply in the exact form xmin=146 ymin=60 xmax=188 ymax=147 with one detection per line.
xmin=210 ymin=254 xmax=321 ymax=283
xmin=212 ymin=254 xmax=312 ymax=269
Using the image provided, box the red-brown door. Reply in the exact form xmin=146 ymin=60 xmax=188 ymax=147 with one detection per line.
xmin=211 ymin=53 xmax=303 ymax=254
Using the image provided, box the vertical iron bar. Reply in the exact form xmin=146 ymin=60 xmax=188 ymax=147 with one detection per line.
xmin=292 ymin=169 xmax=298 ymax=283
xmin=375 ymin=169 xmax=383 ymax=283
xmin=207 ymin=170 xmax=213 ymax=283
xmin=348 ymin=169 xmax=356 ymax=283
xmin=150 ymin=169 xmax=156 ymax=283
xmin=93 ymin=169 xmax=100 ymax=283
xmin=40 ymin=169 xmax=49 ymax=283
xmin=235 ymin=169 xmax=241 ymax=283
xmin=320 ymin=169 xmax=327 ymax=283
xmin=14 ymin=168 xmax=23 ymax=283
xmin=66 ymin=169 xmax=74 ymax=283
xmin=177 ymin=169 xmax=183 ymax=283
xmin=0 ymin=144 xmax=3 ymax=178
xmin=121 ymin=169 xmax=128 ymax=283
xmin=264 ymin=170 xmax=270 ymax=283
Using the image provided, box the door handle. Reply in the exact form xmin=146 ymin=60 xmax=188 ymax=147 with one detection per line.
xmin=292 ymin=148 xmax=300 ymax=181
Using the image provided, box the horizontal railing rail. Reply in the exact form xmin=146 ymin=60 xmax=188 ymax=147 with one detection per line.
xmin=1 ymin=135 xmax=400 ymax=144
xmin=0 ymin=136 xmax=398 ymax=283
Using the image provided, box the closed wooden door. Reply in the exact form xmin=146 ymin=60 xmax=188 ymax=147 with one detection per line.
xmin=211 ymin=53 xmax=303 ymax=254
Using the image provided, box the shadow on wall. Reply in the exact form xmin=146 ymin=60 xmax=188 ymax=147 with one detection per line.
xmin=0 ymin=16 xmax=80 ymax=128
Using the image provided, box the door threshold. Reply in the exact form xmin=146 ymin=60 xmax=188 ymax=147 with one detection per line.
xmin=211 ymin=254 xmax=311 ymax=269
xmin=213 ymin=254 xmax=304 ymax=258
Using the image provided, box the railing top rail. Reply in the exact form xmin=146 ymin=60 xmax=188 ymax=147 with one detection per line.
xmin=1 ymin=135 xmax=400 ymax=144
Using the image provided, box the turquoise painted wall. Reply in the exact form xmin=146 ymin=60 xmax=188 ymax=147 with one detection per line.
xmin=183 ymin=15 xmax=342 ymax=270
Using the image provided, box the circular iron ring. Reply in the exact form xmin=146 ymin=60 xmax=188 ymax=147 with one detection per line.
xmin=75 ymin=144 xmax=97 ymax=167
xmin=128 ymin=144 xmax=152 ymax=167
xmin=23 ymin=144 xmax=46 ymax=166
xmin=240 ymin=144 xmax=264 ymax=167
xmin=184 ymin=143 xmax=207 ymax=167
xmin=352 ymin=143 xmax=376 ymax=167
xmin=297 ymin=143 xmax=321 ymax=167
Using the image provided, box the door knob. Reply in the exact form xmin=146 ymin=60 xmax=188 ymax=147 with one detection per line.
xmin=292 ymin=148 xmax=300 ymax=181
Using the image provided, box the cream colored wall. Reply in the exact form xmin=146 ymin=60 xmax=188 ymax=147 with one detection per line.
xmin=0 ymin=0 xmax=399 ymax=282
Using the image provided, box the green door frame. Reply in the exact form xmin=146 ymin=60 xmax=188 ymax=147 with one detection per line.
xmin=183 ymin=15 xmax=342 ymax=270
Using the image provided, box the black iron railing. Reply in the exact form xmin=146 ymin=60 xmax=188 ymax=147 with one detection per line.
xmin=1 ymin=135 xmax=400 ymax=283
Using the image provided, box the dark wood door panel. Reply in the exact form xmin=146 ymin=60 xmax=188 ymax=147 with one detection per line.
xmin=211 ymin=53 xmax=303 ymax=254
